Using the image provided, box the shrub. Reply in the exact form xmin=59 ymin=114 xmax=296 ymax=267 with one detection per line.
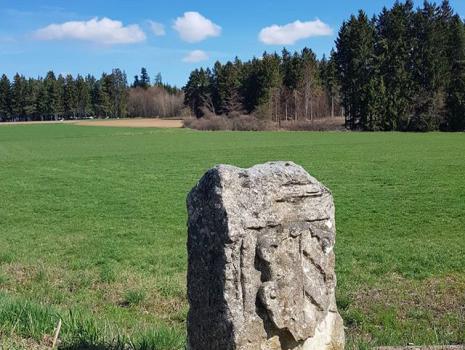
xmin=183 ymin=115 xmax=344 ymax=131
xmin=280 ymin=117 xmax=346 ymax=131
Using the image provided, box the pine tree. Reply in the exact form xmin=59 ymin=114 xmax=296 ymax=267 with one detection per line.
xmin=409 ymin=1 xmax=444 ymax=131
xmin=184 ymin=68 xmax=214 ymax=118
xmin=133 ymin=75 xmax=140 ymax=88
xmin=109 ymin=69 xmax=128 ymax=118
xmin=56 ymin=74 xmax=65 ymax=118
xmin=139 ymin=68 xmax=150 ymax=89
xmin=43 ymin=71 xmax=60 ymax=119
xmin=11 ymin=73 xmax=26 ymax=120
xmin=23 ymin=78 xmax=38 ymax=119
xmin=376 ymin=0 xmax=415 ymax=130
xmin=86 ymin=75 xmax=98 ymax=116
xmin=0 ymin=74 xmax=11 ymax=121
xmin=76 ymin=75 xmax=91 ymax=118
xmin=212 ymin=60 xmax=243 ymax=115
xmin=97 ymin=73 xmax=112 ymax=117
xmin=335 ymin=11 xmax=378 ymax=129
xmin=445 ymin=15 xmax=465 ymax=131
xmin=241 ymin=53 xmax=281 ymax=117
xmin=34 ymin=79 xmax=47 ymax=120
xmin=63 ymin=74 xmax=77 ymax=118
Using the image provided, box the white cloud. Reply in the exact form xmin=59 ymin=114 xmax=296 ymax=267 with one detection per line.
xmin=183 ymin=50 xmax=209 ymax=63
xmin=259 ymin=19 xmax=332 ymax=45
xmin=34 ymin=17 xmax=146 ymax=45
xmin=148 ymin=21 xmax=165 ymax=36
xmin=173 ymin=12 xmax=221 ymax=43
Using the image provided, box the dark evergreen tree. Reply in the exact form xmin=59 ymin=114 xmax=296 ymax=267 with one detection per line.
xmin=23 ymin=78 xmax=38 ymax=119
xmin=76 ymin=75 xmax=91 ymax=118
xmin=11 ymin=73 xmax=26 ymax=120
xmin=241 ymin=53 xmax=281 ymax=116
xmin=0 ymin=74 xmax=11 ymax=121
xmin=35 ymin=79 xmax=47 ymax=120
xmin=445 ymin=15 xmax=465 ymax=131
xmin=184 ymin=68 xmax=214 ymax=118
xmin=376 ymin=0 xmax=415 ymax=130
xmin=133 ymin=75 xmax=140 ymax=88
xmin=139 ymin=67 xmax=150 ymax=89
xmin=335 ymin=11 xmax=379 ymax=130
xmin=108 ymin=69 xmax=128 ymax=118
xmin=43 ymin=71 xmax=60 ymax=119
xmin=409 ymin=1 xmax=445 ymax=130
xmin=212 ymin=60 xmax=243 ymax=115
xmin=63 ymin=74 xmax=77 ymax=118
xmin=96 ymin=73 xmax=112 ymax=117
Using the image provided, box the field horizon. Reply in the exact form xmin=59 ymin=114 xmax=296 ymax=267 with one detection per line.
xmin=0 ymin=124 xmax=464 ymax=349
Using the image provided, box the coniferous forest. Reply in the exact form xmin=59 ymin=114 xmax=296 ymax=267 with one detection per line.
xmin=0 ymin=68 xmax=183 ymax=121
xmin=1 ymin=0 xmax=465 ymax=131
xmin=184 ymin=0 xmax=465 ymax=131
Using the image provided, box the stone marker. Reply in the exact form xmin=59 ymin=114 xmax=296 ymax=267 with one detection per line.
xmin=187 ymin=162 xmax=345 ymax=350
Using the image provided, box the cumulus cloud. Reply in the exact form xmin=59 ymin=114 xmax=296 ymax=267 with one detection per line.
xmin=183 ymin=50 xmax=209 ymax=63
xmin=259 ymin=19 xmax=332 ymax=45
xmin=34 ymin=17 xmax=146 ymax=45
xmin=148 ymin=21 xmax=165 ymax=36
xmin=173 ymin=12 xmax=221 ymax=43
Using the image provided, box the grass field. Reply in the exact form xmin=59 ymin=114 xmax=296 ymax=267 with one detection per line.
xmin=0 ymin=125 xmax=464 ymax=349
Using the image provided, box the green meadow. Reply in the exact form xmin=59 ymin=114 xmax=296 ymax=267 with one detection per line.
xmin=0 ymin=124 xmax=464 ymax=349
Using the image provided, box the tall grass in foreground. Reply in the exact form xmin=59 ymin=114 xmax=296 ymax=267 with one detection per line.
xmin=0 ymin=293 xmax=185 ymax=350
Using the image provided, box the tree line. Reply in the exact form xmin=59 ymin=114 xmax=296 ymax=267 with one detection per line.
xmin=335 ymin=0 xmax=465 ymax=131
xmin=183 ymin=50 xmax=340 ymax=123
xmin=184 ymin=0 xmax=465 ymax=131
xmin=0 ymin=68 xmax=183 ymax=122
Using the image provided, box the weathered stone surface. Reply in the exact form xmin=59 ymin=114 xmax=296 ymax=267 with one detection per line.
xmin=187 ymin=161 xmax=345 ymax=350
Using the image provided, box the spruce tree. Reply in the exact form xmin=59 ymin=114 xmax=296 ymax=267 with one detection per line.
xmin=445 ymin=15 xmax=465 ymax=130
xmin=376 ymin=0 xmax=415 ymax=130
xmin=76 ymin=75 xmax=91 ymax=118
xmin=183 ymin=68 xmax=214 ymax=118
xmin=11 ymin=73 xmax=26 ymax=120
xmin=0 ymin=74 xmax=11 ymax=121
xmin=35 ymin=80 xmax=47 ymax=120
xmin=23 ymin=78 xmax=38 ymax=119
xmin=63 ymin=74 xmax=77 ymax=118
xmin=335 ymin=11 xmax=378 ymax=129
xmin=409 ymin=1 xmax=444 ymax=130
xmin=43 ymin=71 xmax=60 ymax=119
xmin=139 ymin=68 xmax=150 ymax=89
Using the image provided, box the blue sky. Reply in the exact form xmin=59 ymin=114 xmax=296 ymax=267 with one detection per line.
xmin=1 ymin=0 xmax=464 ymax=87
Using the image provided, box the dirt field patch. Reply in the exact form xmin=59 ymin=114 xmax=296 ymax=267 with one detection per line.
xmin=76 ymin=118 xmax=183 ymax=128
